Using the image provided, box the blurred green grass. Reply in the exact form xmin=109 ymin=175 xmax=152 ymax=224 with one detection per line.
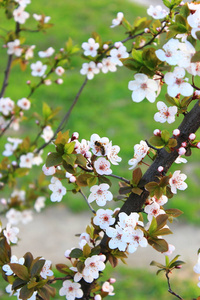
xmin=0 ymin=265 xmax=200 ymax=300
xmin=0 ymin=0 xmax=200 ymax=224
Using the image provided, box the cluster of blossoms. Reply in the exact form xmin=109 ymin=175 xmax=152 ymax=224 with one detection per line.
xmin=80 ymin=39 xmax=129 ymax=79
xmin=144 ymin=195 xmax=167 ymax=222
xmin=4 ymin=255 xmax=53 ymax=300
xmin=106 ymin=212 xmax=147 ymax=253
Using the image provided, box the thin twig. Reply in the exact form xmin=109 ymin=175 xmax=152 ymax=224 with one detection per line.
xmin=48 ymin=275 xmax=72 ymax=284
xmin=0 ymin=54 xmax=13 ymax=98
xmin=0 ymin=116 xmax=15 ymax=138
xmin=108 ymin=174 xmax=130 ymax=184
xmin=35 ymin=77 xmax=88 ymax=153
xmin=165 ymin=272 xmax=183 ymax=300
xmin=79 ymin=189 xmax=96 ymax=214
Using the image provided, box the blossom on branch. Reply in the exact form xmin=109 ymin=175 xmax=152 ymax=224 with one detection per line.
xmin=40 ymin=259 xmax=54 ymax=279
xmin=13 ymin=6 xmax=30 ymax=24
xmin=164 ymin=67 xmax=194 ymax=97
xmin=41 ymin=126 xmax=54 ymax=143
xmin=88 ymin=183 xmax=113 ymax=206
xmin=48 ymin=177 xmax=66 ymax=202
xmin=30 ymin=61 xmax=47 ymax=77
xmin=94 ymin=157 xmax=112 ymax=175
xmin=59 ymin=280 xmax=83 ymax=300
xmin=169 ymin=170 xmax=188 ymax=194
xmin=3 ymin=223 xmax=19 ymax=244
xmin=80 ymin=61 xmax=100 ymax=80
xmin=0 ymin=97 xmax=14 ymax=116
xmin=93 ymin=208 xmax=115 ymax=229
xmin=128 ymin=73 xmax=159 ymax=103
xmin=38 ymin=47 xmax=55 ymax=58
xmin=147 ymin=5 xmax=168 ymax=19
xmin=7 ymin=39 xmax=23 ymax=57
xmin=110 ymin=12 xmax=124 ymax=28
xmin=128 ymin=140 xmax=149 ymax=170
xmin=154 ymin=101 xmax=177 ymax=124
xmin=110 ymin=43 xmax=129 ymax=66
xmin=82 ymin=38 xmax=99 ymax=57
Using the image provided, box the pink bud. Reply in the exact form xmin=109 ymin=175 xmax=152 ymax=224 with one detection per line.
xmin=35 ymin=120 xmax=39 ymax=125
xmin=94 ymin=295 xmax=102 ymax=300
xmin=173 ymin=129 xmax=180 ymax=136
xmin=175 ymin=265 xmax=182 ymax=269
xmin=109 ymin=278 xmax=116 ymax=284
xmin=71 ymin=132 xmax=79 ymax=140
xmin=103 ymin=44 xmax=109 ymax=50
xmin=189 ymin=133 xmax=196 ymax=141
xmin=56 ymin=78 xmax=63 ymax=85
xmin=85 ymin=151 xmax=92 ymax=159
xmin=1 ymin=198 xmax=7 ymax=205
xmin=64 ymin=249 xmax=71 ymax=258
xmin=69 ymin=176 xmax=76 ymax=183
xmin=12 ymin=161 xmax=17 ymax=166
xmin=114 ymin=41 xmax=122 ymax=48
xmin=60 ymin=48 xmax=64 ymax=52
xmin=144 ymin=28 xmax=150 ymax=33
xmin=99 ymin=254 xmax=106 ymax=262
xmin=153 ymin=129 xmax=161 ymax=136
xmin=26 ymin=80 xmax=31 ymax=85
xmin=178 ymin=147 xmax=186 ymax=155
xmin=181 ymin=142 xmax=187 ymax=147
xmin=196 ymin=142 xmax=200 ymax=149
xmin=158 ymin=166 xmax=164 ymax=172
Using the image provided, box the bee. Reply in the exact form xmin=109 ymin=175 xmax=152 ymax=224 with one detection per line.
xmin=94 ymin=141 xmax=106 ymax=156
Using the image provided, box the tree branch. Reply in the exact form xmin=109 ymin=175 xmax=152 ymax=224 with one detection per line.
xmin=165 ymin=272 xmax=183 ymax=300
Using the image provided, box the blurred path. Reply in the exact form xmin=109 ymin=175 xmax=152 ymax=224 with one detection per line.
xmin=5 ymin=205 xmax=200 ymax=273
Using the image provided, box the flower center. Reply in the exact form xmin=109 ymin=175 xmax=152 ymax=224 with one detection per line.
xmin=141 ymin=83 xmax=147 ymax=90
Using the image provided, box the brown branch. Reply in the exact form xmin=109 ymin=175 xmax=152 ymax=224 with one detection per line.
xmin=107 ymin=173 xmax=130 ymax=184
xmin=79 ymin=189 xmax=96 ymax=214
xmin=166 ymin=272 xmax=183 ymax=300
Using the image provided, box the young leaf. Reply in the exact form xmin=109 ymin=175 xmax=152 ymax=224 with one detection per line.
xmin=9 ymin=264 xmax=30 ymax=281
xmin=46 ymin=152 xmax=63 ymax=168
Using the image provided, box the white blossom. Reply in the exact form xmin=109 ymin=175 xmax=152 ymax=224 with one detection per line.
xmin=59 ymin=280 xmax=83 ymax=300
xmin=155 ymin=38 xmax=180 ymax=65
xmin=147 ymin=5 xmax=168 ymax=19
xmin=42 ymin=164 xmax=56 ymax=176
xmin=55 ymin=66 xmax=65 ymax=76
xmin=7 ymin=39 xmax=23 ymax=57
xmin=19 ymin=152 xmax=34 ymax=168
xmin=187 ymin=8 xmax=200 ymax=39
xmin=0 ymin=97 xmax=15 ymax=116
xmin=41 ymin=126 xmax=54 ymax=143
xmin=83 ymin=255 xmax=105 ymax=280
xmin=3 ymin=223 xmax=19 ymax=244
xmin=30 ymin=61 xmax=47 ymax=77
xmin=102 ymin=281 xmax=115 ymax=295
xmin=154 ymin=101 xmax=177 ymax=124
xmin=110 ymin=44 xmax=129 ymax=66
xmin=25 ymin=45 xmax=35 ymax=60
xmin=13 ymin=6 xmax=30 ymax=24
xmin=94 ymin=157 xmax=112 ymax=175
xmin=144 ymin=202 xmax=166 ymax=222
xmin=6 ymin=208 xmax=22 ymax=225
xmin=38 ymin=47 xmax=55 ymax=58
xmin=169 ymin=170 xmax=188 ymax=194
xmin=33 ymin=14 xmax=51 ymax=23
xmin=17 ymin=98 xmax=31 ymax=110
xmin=80 ymin=61 xmax=100 ymax=80
xmin=88 ymin=183 xmax=113 ymax=206
xmin=48 ymin=177 xmax=66 ymax=202
xmin=164 ymin=67 xmax=194 ymax=97
xmin=107 ymin=145 xmax=122 ymax=165
xmin=40 ymin=259 xmax=54 ymax=279
xmin=15 ymin=0 xmax=31 ymax=7
xmin=101 ymin=58 xmax=117 ymax=73
xmin=110 ymin=12 xmax=124 ymax=28
xmin=128 ymin=73 xmax=159 ymax=103
xmin=34 ymin=196 xmax=46 ymax=212
xmin=106 ymin=225 xmax=127 ymax=251
xmin=93 ymin=209 xmax=115 ymax=229
xmin=3 ymin=255 xmax=25 ymax=276
xmin=128 ymin=140 xmax=149 ymax=170
xmin=82 ymin=38 xmax=99 ymax=57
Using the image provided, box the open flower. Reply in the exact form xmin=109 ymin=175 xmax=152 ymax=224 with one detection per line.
xmin=93 ymin=209 xmax=115 ymax=229
xmin=128 ymin=73 xmax=158 ymax=103
xmin=3 ymin=223 xmax=19 ymax=244
xmin=128 ymin=140 xmax=149 ymax=170
xmin=80 ymin=62 xmax=100 ymax=79
xmin=154 ymin=101 xmax=177 ymax=124
xmin=147 ymin=5 xmax=168 ymax=19
xmin=48 ymin=177 xmax=66 ymax=202
xmin=7 ymin=39 xmax=23 ymax=57
xmin=187 ymin=8 xmax=200 ymax=39
xmin=155 ymin=38 xmax=180 ymax=66
xmin=30 ymin=61 xmax=47 ymax=77
xmin=164 ymin=67 xmax=194 ymax=97
xmin=169 ymin=170 xmax=188 ymax=194
xmin=38 ymin=47 xmax=55 ymax=58
xmin=94 ymin=157 xmax=112 ymax=175
xmin=40 ymin=259 xmax=54 ymax=279
xmin=110 ymin=44 xmax=129 ymax=66
xmin=110 ymin=12 xmax=124 ymax=28
xmin=88 ymin=183 xmax=113 ymax=206
xmin=82 ymin=38 xmax=99 ymax=57
xmin=13 ymin=6 xmax=30 ymax=24
xmin=59 ymin=280 xmax=83 ymax=300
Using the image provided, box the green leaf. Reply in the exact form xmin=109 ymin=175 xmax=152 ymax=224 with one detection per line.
xmin=56 ymin=264 xmax=71 ymax=275
xmin=142 ymin=48 xmax=159 ymax=70
xmin=161 ymin=130 xmax=170 ymax=143
xmin=148 ymin=217 xmax=157 ymax=235
xmin=23 ymin=252 xmax=33 ymax=271
xmin=132 ymin=49 xmax=143 ymax=64
xmin=70 ymin=248 xmax=83 ymax=259
xmin=165 ymin=208 xmax=183 ymax=217
xmin=87 ymin=175 xmax=97 ymax=187
xmin=19 ymin=285 xmax=34 ymax=300
xmin=55 ymin=131 xmax=70 ymax=146
xmin=9 ymin=264 xmax=30 ymax=281
xmin=62 ymin=153 xmax=76 ymax=166
xmin=132 ymin=168 xmax=142 ymax=185
xmin=150 ymin=260 xmax=165 ymax=269
xmin=30 ymin=259 xmax=45 ymax=277
xmin=149 ymin=136 xmax=165 ymax=148
xmin=98 ymin=176 xmax=112 ymax=186
xmin=83 ymin=243 xmax=91 ymax=257
xmin=64 ymin=142 xmax=75 ymax=154
xmin=46 ymin=152 xmax=63 ymax=168
xmin=148 ymin=237 xmax=168 ymax=252
xmin=180 ymin=3 xmax=190 ymax=18
xmin=0 ymin=237 xmax=11 ymax=265
xmin=154 ymin=228 xmax=173 ymax=236
xmin=75 ymin=154 xmax=87 ymax=166
xmin=76 ymin=174 xmax=93 ymax=187
xmin=42 ymin=102 xmax=52 ymax=120
xmin=169 ymin=24 xmax=187 ymax=34
xmin=191 ymin=51 xmax=200 ymax=63
xmin=12 ymin=278 xmax=27 ymax=290
xmin=156 ymin=214 xmax=168 ymax=230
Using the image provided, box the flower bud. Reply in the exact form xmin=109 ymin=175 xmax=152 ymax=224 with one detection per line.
xmin=196 ymin=142 xmax=200 ymax=149
xmin=71 ymin=132 xmax=79 ymax=140
xmin=153 ymin=129 xmax=161 ymax=136
xmin=26 ymin=80 xmax=31 ymax=85
xmin=178 ymin=147 xmax=186 ymax=155
xmin=94 ymin=295 xmax=102 ymax=300
xmin=158 ymin=166 xmax=164 ymax=172
xmin=56 ymin=78 xmax=63 ymax=85
xmin=97 ymin=62 xmax=102 ymax=69
xmin=181 ymin=141 xmax=187 ymax=147
xmin=103 ymin=44 xmax=109 ymax=50
xmin=189 ymin=133 xmax=196 ymax=141
xmin=173 ymin=129 xmax=180 ymax=136
xmin=109 ymin=278 xmax=116 ymax=284
xmin=69 ymin=176 xmax=76 ymax=183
